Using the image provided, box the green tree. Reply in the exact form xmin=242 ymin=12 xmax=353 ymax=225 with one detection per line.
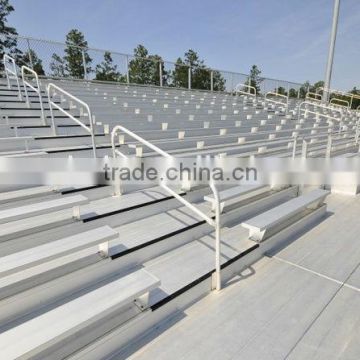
xmin=245 ymin=65 xmax=263 ymax=94
xmin=21 ymin=49 xmax=45 ymax=75
xmin=64 ymin=29 xmax=92 ymax=78
xmin=299 ymin=81 xmax=311 ymax=98
xmin=172 ymin=57 xmax=188 ymax=88
xmin=95 ymin=51 xmax=126 ymax=82
xmin=349 ymin=87 xmax=360 ymax=109
xmin=276 ymin=86 xmax=287 ymax=96
xmin=212 ymin=70 xmax=226 ymax=91
xmin=311 ymin=80 xmax=324 ymax=93
xmin=288 ymin=88 xmax=298 ymax=98
xmin=0 ymin=0 xmax=22 ymax=69
xmin=50 ymin=53 xmax=66 ymax=77
xmin=128 ymin=45 xmax=164 ymax=85
xmin=172 ymin=49 xmax=225 ymax=91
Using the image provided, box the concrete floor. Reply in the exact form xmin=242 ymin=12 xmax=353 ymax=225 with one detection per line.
xmin=128 ymin=194 xmax=360 ymax=360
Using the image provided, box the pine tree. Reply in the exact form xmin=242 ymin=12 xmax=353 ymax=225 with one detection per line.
xmin=172 ymin=49 xmax=226 ymax=90
xmin=95 ymin=51 xmax=126 ymax=82
xmin=64 ymin=29 xmax=92 ymax=78
xmin=22 ymin=49 xmax=45 ymax=75
xmin=0 ymin=0 xmax=22 ymax=70
xmin=245 ymin=65 xmax=262 ymax=94
xmin=50 ymin=53 xmax=66 ymax=77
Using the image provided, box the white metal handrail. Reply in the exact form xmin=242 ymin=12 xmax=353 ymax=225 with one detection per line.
xmin=21 ymin=66 xmax=46 ymax=125
xmin=3 ymin=54 xmax=22 ymax=100
xmin=111 ymin=125 xmax=172 ymax=159
xmin=234 ymin=83 xmax=257 ymax=97
xmin=161 ymin=181 xmax=222 ymax=291
xmin=305 ymin=92 xmax=322 ymax=102
xmin=316 ymin=86 xmax=360 ymax=109
xmin=265 ymin=91 xmax=288 ymax=108
xmin=329 ymin=97 xmax=350 ymax=109
xmin=47 ymin=83 xmax=97 ymax=158
xmin=298 ymin=101 xmax=343 ymax=122
xmin=300 ymin=130 xmax=356 ymax=158
xmin=110 ymin=125 xmax=223 ymax=290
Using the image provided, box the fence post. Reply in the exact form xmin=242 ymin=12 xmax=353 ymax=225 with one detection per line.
xmin=188 ymin=67 xmax=191 ymax=90
xmin=26 ymin=38 xmax=34 ymax=70
xmin=126 ymin=55 xmax=130 ymax=84
xmin=82 ymin=50 xmax=87 ymax=80
xmin=210 ymin=70 xmax=214 ymax=91
xmin=159 ymin=61 xmax=163 ymax=87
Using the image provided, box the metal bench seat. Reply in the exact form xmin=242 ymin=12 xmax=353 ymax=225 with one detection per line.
xmin=241 ymin=189 xmax=330 ymax=241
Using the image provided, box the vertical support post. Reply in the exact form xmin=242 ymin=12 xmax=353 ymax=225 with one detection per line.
xmin=210 ymin=182 xmax=221 ymax=291
xmin=323 ymin=0 xmax=340 ymax=103
xmin=47 ymin=87 xmax=57 ymax=136
xmin=159 ymin=61 xmax=163 ymax=87
xmin=301 ymin=139 xmax=308 ymax=158
xmin=188 ymin=67 xmax=191 ymax=90
xmin=82 ymin=49 xmax=87 ymax=80
xmin=126 ymin=55 xmax=130 ymax=84
xmin=210 ymin=70 xmax=214 ymax=92
xmin=26 ymin=38 xmax=34 ymax=70
xmin=292 ymin=136 xmax=298 ymax=159
xmin=326 ymin=134 xmax=332 ymax=158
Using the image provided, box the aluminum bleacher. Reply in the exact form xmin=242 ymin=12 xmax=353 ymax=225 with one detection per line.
xmin=0 ymin=54 xmax=359 ymax=359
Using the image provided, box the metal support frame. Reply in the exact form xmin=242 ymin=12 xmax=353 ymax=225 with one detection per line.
xmin=47 ymin=83 xmax=97 ymax=158
xmin=21 ymin=65 xmax=46 ymax=125
xmin=3 ymin=54 xmax=22 ymax=100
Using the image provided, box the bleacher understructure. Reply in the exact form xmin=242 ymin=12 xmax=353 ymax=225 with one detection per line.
xmin=0 ymin=55 xmax=360 ymax=360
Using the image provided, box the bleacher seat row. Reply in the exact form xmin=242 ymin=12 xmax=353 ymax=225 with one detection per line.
xmin=0 ymin=56 xmax=359 ymax=359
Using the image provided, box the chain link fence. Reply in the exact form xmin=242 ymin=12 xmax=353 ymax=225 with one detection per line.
xmin=1 ymin=34 xmax=303 ymax=96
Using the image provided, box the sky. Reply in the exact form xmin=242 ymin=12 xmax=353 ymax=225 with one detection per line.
xmin=8 ymin=0 xmax=360 ymax=91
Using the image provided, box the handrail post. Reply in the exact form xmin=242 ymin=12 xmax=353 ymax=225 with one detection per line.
xmin=3 ymin=54 xmax=22 ymax=100
xmin=26 ymin=38 xmax=34 ymax=70
xmin=301 ymin=138 xmax=308 ymax=158
xmin=326 ymin=134 xmax=332 ymax=158
xmin=47 ymin=83 xmax=97 ymax=157
xmin=210 ymin=182 xmax=221 ymax=291
xmin=21 ymin=65 xmax=46 ymax=125
xmin=47 ymin=87 xmax=57 ymax=135
xmin=292 ymin=135 xmax=298 ymax=159
xmin=126 ymin=55 xmax=130 ymax=84
xmin=82 ymin=49 xmax=87 ymax=80
xmin=188 ymin=67 xmax=191 ymax=90
xmin=159 ymin=61 xmax=163 ymax=87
